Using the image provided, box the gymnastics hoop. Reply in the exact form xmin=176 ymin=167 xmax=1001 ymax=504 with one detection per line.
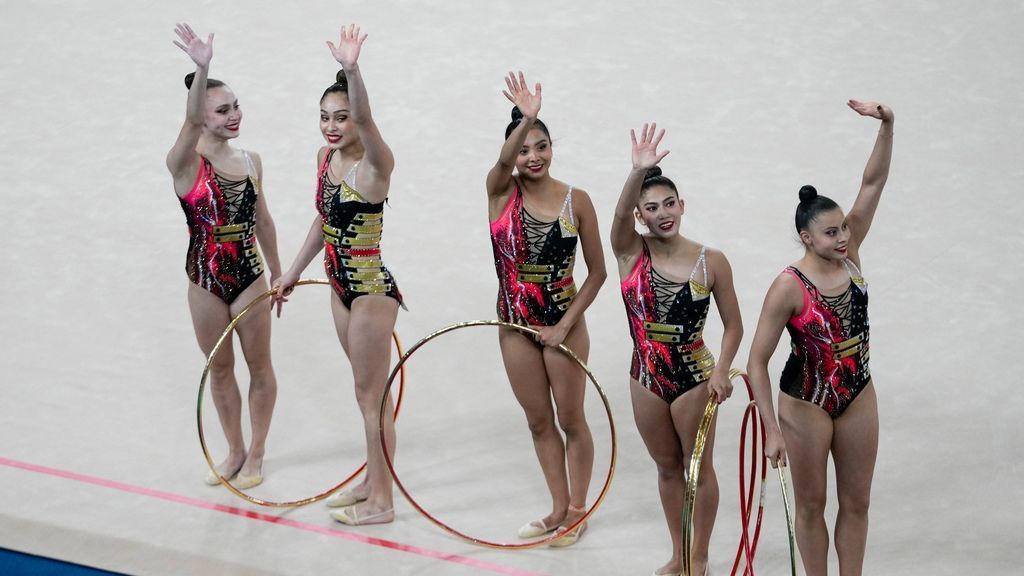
xmin=197 ymin=279 xmax=407 ymax=507
xmin=726 ymin=369 xmax=798 ymax=576
xmin=682 ymin=392 xmax=719 ymax=576
xmin=730 ymin=370 xmax=767 ymax=576
xmin=377 ymin=319 xmax=617 ymax=549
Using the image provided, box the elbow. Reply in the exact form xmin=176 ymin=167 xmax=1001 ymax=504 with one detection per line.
xmin=589 ymin=268 xmax=608 ymax=288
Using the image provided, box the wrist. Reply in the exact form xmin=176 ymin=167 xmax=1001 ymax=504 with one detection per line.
xmin=342 ymin=62 xmax=360 ymax=73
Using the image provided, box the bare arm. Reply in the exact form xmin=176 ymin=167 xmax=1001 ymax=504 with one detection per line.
xmin=485 ymin=72 xmax=542 ymax=201
xmin=845 ymin=100 xmax=895 ymax=247
xmin=272 ymin=215 xmax=326 ymax=316
xmin=746 ymin=273 xmax=802 ymax=467
xmin=705 ymin=250 xmax=743 ymax=403
xmin=250 ymin=153 xmax=282 ymax=281
xmin=611 ymin=123 xmax=670 ymax=262
xmin=327 ymin=25 xmax=394 ymax=197
xmin=166 ymin=23 xmax=213 ymax=181
xmin=537 ymin=191 xmax=607 ymax=347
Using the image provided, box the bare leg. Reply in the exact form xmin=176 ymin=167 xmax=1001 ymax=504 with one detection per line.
xmin=672 ymin=382 xmax=719 ymax=576
xmin=779 ymin=393 xmax=834 ymax=576
xmin=630 ymin=380 xmax=686 ymax=576
xmin=500 ymin=328 xmax=568 ymax=531
xmin=231 ymin=276 xmax=277 ymax=481
xmin=833 ymin=384 xmax=878 ymax=576
xmin=334 ymin=293 xmax=399 ymax=524
xmin=188 ymin=284 xmax=246 ymax=479
xmin=544 ymin=318 xmax=594 ymax=530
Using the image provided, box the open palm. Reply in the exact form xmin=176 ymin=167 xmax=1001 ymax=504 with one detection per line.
xmin=631 ymin=122 xmax=670 ymax=170
xmin=173 ymin=23 xmax=213 ymax=68
xmin=848 ymin=99 xmax=893 ymax=122
xmin=501 ymin=71 xmax=542 ymax=119
xmin=327 ymin=24 xmax=367 ymax=69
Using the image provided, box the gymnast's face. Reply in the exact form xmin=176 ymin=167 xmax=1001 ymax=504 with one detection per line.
xmin=204 ymin=86 xmax=242 ymax=140
xmin=320 ymin=92 xmax=358 ymax=150
xmin=800 ymin=208 xmax=851 ymax=260
xmin=516 ymin=128 xmax=552 ymax=180
xmin=636 ymin=185 xmax=684 ymax=238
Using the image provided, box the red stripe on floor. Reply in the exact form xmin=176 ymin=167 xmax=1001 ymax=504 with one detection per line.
xmin=0 ymin=456 xmax=545 ymax=576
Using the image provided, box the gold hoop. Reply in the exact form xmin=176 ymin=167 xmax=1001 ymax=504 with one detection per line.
xmin=682 ymin=394 xmax=719 ymax=575
xmin=197 ymin=279 xmax=406 ymax=507
xmin=377 ymin=320 xmax=616 ymax=549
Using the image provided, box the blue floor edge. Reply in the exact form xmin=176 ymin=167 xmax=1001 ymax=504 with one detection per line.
xmin=0 ymin=548 xmax=129 ymax=576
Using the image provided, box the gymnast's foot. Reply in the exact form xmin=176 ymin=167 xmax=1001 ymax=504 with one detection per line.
xmin=330 ymin=501 xmax=394 ymax=526
xmin=235 ymin=450 xmax=264 ymax=489
xmin=326 ymin=477 xmax=371 ymax=507
xmin=205 ymin=452 xmax=246 ymax=485
xmin=517 ymin=508 xmax=567 ymax=538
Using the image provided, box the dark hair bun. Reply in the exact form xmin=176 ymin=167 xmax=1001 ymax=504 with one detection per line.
xmin=644 ymin=167 xmax=663 ymax=181
xmin=335 ymin=70 xmax=348 ymax=88
xmin=798 ymin=185 xmax=818 ymax=204
xmin=510 ymin=106 xmax=524 ymax=122
xmin=184 ymin=72 xmax=196 ymax=89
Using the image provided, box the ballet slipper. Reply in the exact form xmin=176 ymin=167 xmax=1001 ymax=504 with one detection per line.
xmin=326 ymin=490 xmax=368 ymax=508
xmin=517 ymin=518 xmax=556 ymax=538
xmin=330 ymin=505 xmax=394 ymax=526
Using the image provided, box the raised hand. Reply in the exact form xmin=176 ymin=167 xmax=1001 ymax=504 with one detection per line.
xmin=173 ymin=23 xmax=213 ymax=68
xmin=501 ymin=71 xmax=542 ymax=119
xmin=630 ymin=122 xmax=670 ymax=170
xmin=848 ymin=99 xmax=894 ymax=122
xmin=327 ymin=24 xmax=368 ymax=69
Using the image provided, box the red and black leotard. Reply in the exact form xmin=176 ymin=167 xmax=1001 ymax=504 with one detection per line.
xmin=490 ymin=182 xmax=578 ymax=327
xmin=316 ymin=149 xmax=403 ymax=309
xmin=779 ymin=261 xmax=870 ymax=418
xmin=621 ymin=242 xmax=716 ymax=403
xmin=179 ymin=152 xmax=264 ymax=304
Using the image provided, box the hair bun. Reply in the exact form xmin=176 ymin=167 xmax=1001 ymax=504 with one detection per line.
xmin=798 ymin=185 xmax=818 ymax=204
xmin=643 ymin=166 xmax=663 ymax=181
xmin=184 ymin=72 xmax=196 ymax=89
xmin=510 ymin=106 xmax=524 ymax=122
xmin=335 ymin=70 xmax=348 ymax=88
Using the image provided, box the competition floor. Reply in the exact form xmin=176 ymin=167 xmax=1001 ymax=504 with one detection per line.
xmin=1 ymin=1 xmax=1020 ymax=574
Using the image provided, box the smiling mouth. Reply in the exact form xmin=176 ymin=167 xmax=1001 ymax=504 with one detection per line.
xmin=527 ymin=164 xmax=543 ymax=172
xmin=326 ymin=134 xmax=342 ymax=143
xmin=657 ymin=221 xmax=674 ymax=231
xmin=226 ymin=124 xmax=239 ymax=131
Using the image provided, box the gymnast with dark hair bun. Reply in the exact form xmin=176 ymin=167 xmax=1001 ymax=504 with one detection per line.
xmin=486 ymin=72 xmax=607 ymax=547
xmin=746 ymin=101 xmax=894 ymax=575
xmin=167 ymin=23 xmax=282 ymax=490
xmin=275 ymin=24 xmax=402 ymax=527
xmin=611 ymin=124 xmax=743 ymax=576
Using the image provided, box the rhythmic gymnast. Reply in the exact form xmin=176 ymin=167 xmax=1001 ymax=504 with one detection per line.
xmin=612 ymin=124 xmax=743 ymax=576
xmin=168 ymin=23 xmax=282 ymax=490
xmin=276 ymin=24 xmax=402 ymax=526
xmin=746 ymin=101 xmax=894 ymax=575
xmin=486 ymin=72 xmax=607 ymax=546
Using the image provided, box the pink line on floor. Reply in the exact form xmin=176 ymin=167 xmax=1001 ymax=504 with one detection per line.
xmin=0 ymin=456 xmax=545 ymax=576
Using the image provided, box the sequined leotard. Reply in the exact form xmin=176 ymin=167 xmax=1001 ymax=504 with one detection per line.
xmin=621 ymin=242 xmax=716 ymax=403
xmin=179 ymin=152 xmax=264 ymax=304
xmin=490 ymin=182 xmax=578 ymax=327
xmin=317 ymin=149 xmax=403 ymax=309
xmin=779 ymin=260 xmax=870 ymax=418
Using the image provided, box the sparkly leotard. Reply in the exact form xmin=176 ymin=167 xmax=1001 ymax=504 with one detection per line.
xmin=490 ymin=182 xmax=578 ymax=327
xmin=316 ymin=149 xmax=403 ymax=309
xmin=179 ymin=152 xmax=264 ymax=304
xmin=779 ymin=260 xmax=870 ymax=418
xmin=621 ymin=242 xmax=716 ymax=403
